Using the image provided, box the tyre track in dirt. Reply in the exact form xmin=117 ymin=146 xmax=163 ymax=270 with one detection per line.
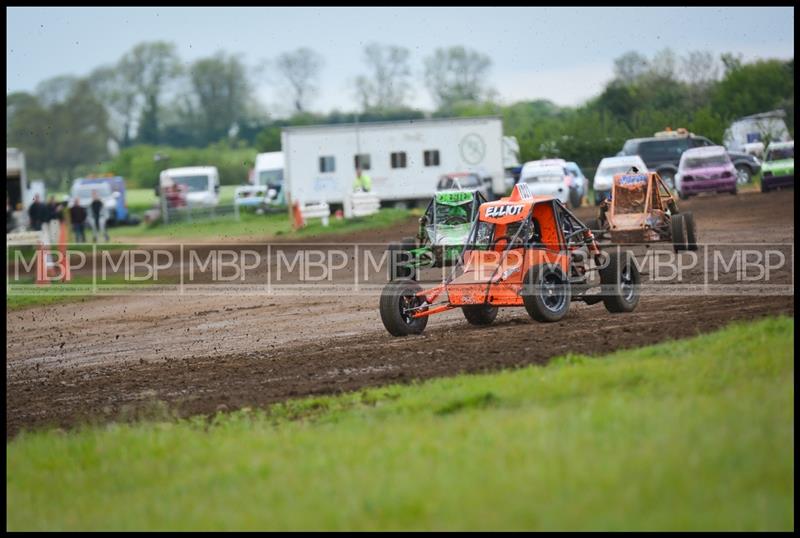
xmin=6 ymin=189 xmax=795 ymax=437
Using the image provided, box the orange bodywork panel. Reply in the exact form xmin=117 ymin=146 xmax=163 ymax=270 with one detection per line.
xmin=412 ymin=185 xmax=571 ymax=317
xmin=445 ymin=248 xmax=568 ymax=307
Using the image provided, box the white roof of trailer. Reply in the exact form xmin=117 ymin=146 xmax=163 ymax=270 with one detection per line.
xmin=281 ymin=115 xmax=502 ymax=134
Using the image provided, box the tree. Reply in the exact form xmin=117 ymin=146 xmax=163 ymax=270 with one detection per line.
xmin=681 ymin=50 xmax=720 ymax=87
xmin=649 ymin=48 xmax=679 ymax=80
xmin=273 ymin=48 xmax=324 ymax=113
xmin=423 ymin=46 xmax=493 ymax=110
xmin=187 ymin=51 xmax=252 ymax=144
xmin=354 ymin=43 xmax=412 ymax=111
xmin=120 ymin=41 xmax=182 ymax=144
xmin=87 ymin=65 xmax=140 ymax=147
xmin=712 ymin=59 xmax=794 ymax=122
xmin=613 ymin=51 xmax=650 ymax=84
xmin=35 ymin=75 xmax=80 ymax=106
xmin=6 ymin=82 xmax=109 ymax=191
xmin=720 ymin=52 xmax=744 ymax=75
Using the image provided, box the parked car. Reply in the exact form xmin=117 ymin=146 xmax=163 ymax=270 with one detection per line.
xmin=761 ymin=141 xmax=794 ymax=193
xmin=675 ymin=146 xmax=737 ymax=199
xmin=71 ymin=175 xmax=133 ymax=226
xmin=618 ymin=130 xmax=761 ymax=188
xmin=564 ymin=161 xmax=588 ymax=208
xmin=592 ymin=155 xmax=648 ymax=205
xmin=518 ymin=159 xmax=581 ymax=208
xmin=436 ymin=172 xmax=491 ymax=201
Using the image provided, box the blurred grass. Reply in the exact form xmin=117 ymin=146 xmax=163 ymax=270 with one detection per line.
xmin=111 ymin=207 xmax=415 ymax=242
xmin=123 ymin=186 xmax=238 ymax=215
xmin=6 ymin=273 xmax=179 ymax=310
xmin=6 ymin=316 xmax=794 ymax=531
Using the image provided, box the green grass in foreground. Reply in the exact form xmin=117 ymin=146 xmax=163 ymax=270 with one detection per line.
xmin=6 ymin=316 xmax=794 ymax=531
xmin=6 ymin=273 xmax=178 ymax=311
xmin=112 ymin=207 xmax=414 ymax=241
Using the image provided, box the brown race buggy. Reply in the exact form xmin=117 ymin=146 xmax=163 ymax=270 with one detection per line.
xmin=586 ymin=170 xmax=698 ymax=252
xmin=379 ymin=183 xmax=642 ymax=336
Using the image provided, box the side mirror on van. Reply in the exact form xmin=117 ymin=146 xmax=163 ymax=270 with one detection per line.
xmin=214 ymin=183 xmax=220 ymax=193
xmin=154 ymin=185 xmax=161 ymax=197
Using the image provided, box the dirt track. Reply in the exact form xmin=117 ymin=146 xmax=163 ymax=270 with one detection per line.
xmin=6 ymin=189 xmax=795 ymax=437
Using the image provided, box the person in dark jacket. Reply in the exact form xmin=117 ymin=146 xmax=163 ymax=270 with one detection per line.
xmin=89 ymin=190 xmax=110 ymax=243
xmin=70 ymin=198 xmax=88 ymax=243
xmin=27 ymin=194 xmax=48 ymax=232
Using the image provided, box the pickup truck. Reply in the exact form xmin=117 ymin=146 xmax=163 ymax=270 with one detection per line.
xmin=618 ymin=131 xmax=761 ymax=189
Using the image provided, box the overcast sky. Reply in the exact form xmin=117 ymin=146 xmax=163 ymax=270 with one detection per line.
xmin=6 ymin=6 xmax=795 ymax=116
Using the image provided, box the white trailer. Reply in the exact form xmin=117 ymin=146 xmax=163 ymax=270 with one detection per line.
xmin=7 ymin=148 xmax=29 ymax=210
xmin=281 ymin=116 xmax=506 ymax=206
xmin=723 ymin=110 xmax=792 ymax=155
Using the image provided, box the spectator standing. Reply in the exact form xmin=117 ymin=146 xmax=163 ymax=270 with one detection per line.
xmin=89 ymin=190 xmax=110 ymax=243
xmin=70 ymin=198 xmax=87 ymax=243
xmin=27 ymin=194 xmax=47 ymax=232
xmin=353 ymin=167 xmax=372 ymax=193
xmin=6 ymin=196 xmax=13 ymax=234
xmin=46 ymin=195 xmax=63 ymax=244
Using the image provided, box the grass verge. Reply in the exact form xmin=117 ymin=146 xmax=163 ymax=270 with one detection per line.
xmin=6 ymin=273 xmax=178 ymax=310
xmin=6 ymin=316 xmax=794 ymax=531
xmin=111 ymin=207 xmax=415 ymax=242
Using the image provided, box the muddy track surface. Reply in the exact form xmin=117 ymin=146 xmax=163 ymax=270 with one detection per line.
xmin=6 ymin=190 xmax=795 ymax=437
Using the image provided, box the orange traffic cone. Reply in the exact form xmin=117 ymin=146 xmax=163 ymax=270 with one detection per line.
xmin=292 ymin=201 xmax=305 ymax=230
xmin=59 ymin=221 xmax=71 ymax=283
xmin=35 ymin=242 xmax=50 ymax=286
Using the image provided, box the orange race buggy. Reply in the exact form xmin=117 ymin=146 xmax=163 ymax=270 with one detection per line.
xmin=380 ymin=183 xmax=642 ymax=336
xmin=586 ymin=170 xmax=698 ymax=253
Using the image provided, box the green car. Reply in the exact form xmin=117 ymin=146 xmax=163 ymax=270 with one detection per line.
xmin=761 ymin=141 xmax=794 ymax=193
xmin=388 ymin=189 xmax=487 ymax=280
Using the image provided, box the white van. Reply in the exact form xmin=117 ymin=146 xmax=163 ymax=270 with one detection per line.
xmin=253 ymin=152 xmax=285 ymax=205
xmin=592 ymin=155 xmax=648 ymax=205
xmin=159 ymin=166 xmax=220 ymax=207
xmin=518 ymin=159 xmax=572 ymax=206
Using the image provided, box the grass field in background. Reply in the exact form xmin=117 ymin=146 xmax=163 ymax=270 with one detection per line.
xmin=7 ymin=316 xmax=794 ymax=531
xmin=111 ymin=207 xmax=415 ymax=241
xmin=123 ymin=186 xmax=238 ymax=215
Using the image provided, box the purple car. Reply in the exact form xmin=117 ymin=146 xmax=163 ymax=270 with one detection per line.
xmin=675 ymin=146 xmax=737 ymax=200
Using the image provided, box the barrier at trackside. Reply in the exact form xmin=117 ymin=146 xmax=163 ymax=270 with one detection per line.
xmin=6 ymin=230 xmax=58 ymax=285
xmin=347 ymin=192 xmax=381 ymax=218
xmin=294 ymin=202 xmax=331 ymax=229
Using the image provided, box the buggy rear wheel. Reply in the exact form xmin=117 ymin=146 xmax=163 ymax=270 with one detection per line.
xmin=671 ymin=213 xmax=688 ymax=252
xmin=379 ymin=280 xmax=428 ymax=336
xmin=462 ymin=304 xmax=499 ymax=326
xmin=599 ymin=250 xmax=640 ymax=313
xmin=522 ymin=264 xmax=571 ymax=323
xmin=684 ymin=212 xmax=698 ymax=251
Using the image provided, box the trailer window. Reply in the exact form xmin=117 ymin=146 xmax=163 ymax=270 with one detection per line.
xmin=424 ymin=150 xmax=440 ymax=167
xmin=319 ymin=156 xmax=336 ymax=173
xmin=354 ymin=154 xmax=371 ymax=170
xmin=391 ymin=152 xmax=407 ymax=169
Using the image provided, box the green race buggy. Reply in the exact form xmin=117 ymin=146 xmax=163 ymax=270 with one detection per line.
xmin=388 ymin=189 xmax=488 ymax=280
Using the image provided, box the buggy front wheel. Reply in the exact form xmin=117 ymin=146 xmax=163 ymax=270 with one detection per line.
xmin=671 ymin=213 xmax=688 ymax=252
xmin=380 ymin=280 xmax=429 ymax=336
xmin=462 ymin=304 xmax=499 ymax=326
xmin=599 ymin=250 xmax=641 ymax=313
xmin=522 ymin=264 xmax=571 ymax=322
xmin=684 ymin=212 xmax=698 ymax=251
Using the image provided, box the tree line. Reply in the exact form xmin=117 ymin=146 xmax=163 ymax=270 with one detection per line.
xmin=6 ymin=42 xmax=794 ymax=190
